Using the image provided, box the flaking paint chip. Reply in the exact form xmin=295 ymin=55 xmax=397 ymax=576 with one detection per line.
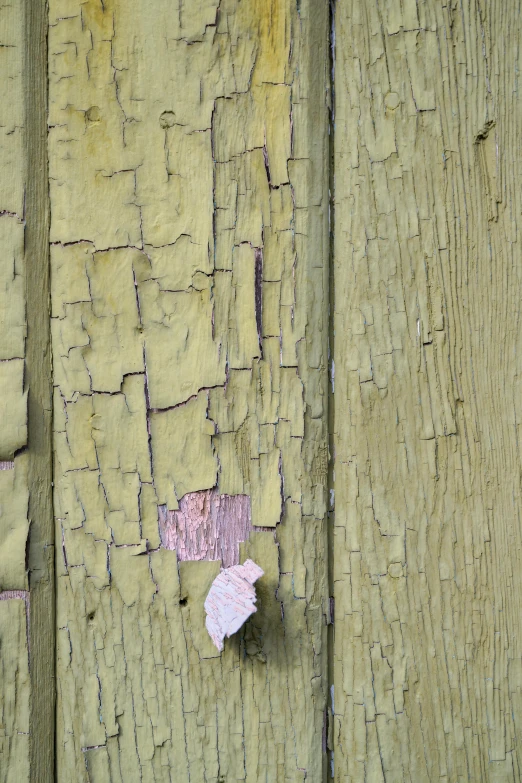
xmin=204 ymin=559 xmax=264 ymax=651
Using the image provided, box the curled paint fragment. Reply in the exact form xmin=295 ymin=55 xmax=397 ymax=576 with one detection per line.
xmin=204 ymin=559 xmax=264 ymax=651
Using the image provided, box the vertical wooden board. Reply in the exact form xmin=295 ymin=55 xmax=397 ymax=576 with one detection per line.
xmin=0 ymin=0 xmax=53 ymax=779
xmin=0 ymin=596 xmax=30 ymax=783
xmin=25 ymin=0 xmax=55 ymax=777
xmin=0 ymin=0 xmax=28 ymax=588
xmin=50 ymin=1 xmax=329 ymax=780
xmin=333 ymin=1 xmax=522 ymax=781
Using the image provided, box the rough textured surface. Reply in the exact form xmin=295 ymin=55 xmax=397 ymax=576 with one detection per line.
xmin=205 ymin=559 xmax=264 ymax=651
xmin=159 ymin=490 xmax=252 ymax=568
xmin=332 ymin=1 xmax=522 ymax=780
xmin=0 ymin=3 xmax=31 ymax=779
xmin=25 ymin=0 xmax=55 ymax=777
xmin=0 ymin=458 xmax=29 ymax=592
xmin=50 ymin=1 xmax=330 ymax=780
xmin=0 ymin=0 xmax=54 ymax=780
xmin=0 ymin=596 xmax=30 ymax=783
xmin=5 ymin=2 xmax=522 ymax=779
xmin=0 ymin=0 xmax=28 ymax=591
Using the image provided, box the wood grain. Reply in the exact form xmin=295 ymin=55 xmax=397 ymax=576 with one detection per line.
xmin=332 ymin=1 xmax=522 ymax=780
xmin=25 ymin=0 xmax=55 ymax=778
xmin=0 ymin=0 xmax=54 ymax=779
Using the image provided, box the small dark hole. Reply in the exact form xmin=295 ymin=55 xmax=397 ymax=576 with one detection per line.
xmin=87 ymin=612 xmax=95 ymax=621
xmin=179 ymin=598 xmax=187 ymax=606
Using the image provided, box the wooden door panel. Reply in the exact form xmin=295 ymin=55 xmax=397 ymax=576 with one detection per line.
xmin=2 ymin=2 xmax=522 ymax=781
xmin=332 ymin=1 xmax=522 ymax=779
xmin=0 ymin=2 xmax=53 ymax=781
xmin=49 ymin=1 xmax=329 ymax=780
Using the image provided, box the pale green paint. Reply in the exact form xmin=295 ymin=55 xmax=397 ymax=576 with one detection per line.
xmin=0 ymin=599 xmax=30 ymax=783
xmin=50 ymin=0 xmax=329 ymax=779
xmin=0 ymin=0 xmax=54 ymax=779
xmin=332 ymin=1 xmax=522 ymax=779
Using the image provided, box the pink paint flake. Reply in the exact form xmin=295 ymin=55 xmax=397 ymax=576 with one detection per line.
xmin=204 ymin=559 xmax=264 ymax=651
xmin=158 ymin=490 xmax=252 ymax=568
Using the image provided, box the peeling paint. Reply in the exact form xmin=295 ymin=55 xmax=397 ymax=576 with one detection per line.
xmin=0 ymin=597 xmax=30 ymax=782
xmin=0 ymin=590 xmax=28 ymax=601
xmin=50 ymin=0 xmax=330 ymax=778
xmin=0 ymin=590 xmax=30 ymax=646
xmin=0 ymin=0 xmax=29 ymax=619
xmin=0 ymin=1 xmax=518 ymax=779
xmin=158 ymin=490 xmax=251 ymax=568
xmin=204 ymin=559 xmax=264 ymax=651
xmin=332 ymin=0 xmax=522 ymax=778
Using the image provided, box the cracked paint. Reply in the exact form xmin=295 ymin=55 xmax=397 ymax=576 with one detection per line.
xmin=0 ymin=594 xmax=30 ymax=783
xmin=331 ymin=1 xmax=522 ymax=779
xmin=0 ymin=0 xmax=52 ymax=776
xmin=50 ymin=0 xmax=329 ymax=779
xmin=1 ymin=1 xmax=520 ymax=780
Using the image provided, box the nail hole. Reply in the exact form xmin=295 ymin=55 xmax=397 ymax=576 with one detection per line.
xmin=85 ymin=106 xmax=101 ymax=124
xmin=159 ymin=110 xmax=176 ymax=129
xmin=179 ymin=597 xmax=187 ymax=606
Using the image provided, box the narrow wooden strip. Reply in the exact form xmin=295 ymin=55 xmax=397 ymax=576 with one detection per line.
xmin=24 ymin=0 xmax=55 ymax=779
xmin=0 ymin=600 xmax=30 ymax=783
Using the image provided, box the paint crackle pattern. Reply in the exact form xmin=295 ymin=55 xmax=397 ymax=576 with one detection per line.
xmin=0 ymin=3 xmax=32 ymax=779
xmin=50 ymin=0 xmax=329 ymax=780
xmin=332 ymin=0 xmax=522 ymax=779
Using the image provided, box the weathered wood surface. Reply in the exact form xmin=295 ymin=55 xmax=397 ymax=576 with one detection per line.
xmin=332 ymin=1 xmax=522 ymax=780
xmin=0 ymin=0 xmax=53 ymax=780
xmin=0 ymin=594 xmax=29 ymax=783
xmin=2 ymin=1 xmax=522 ymax=780
xmin=50 ymin=1 xmax=329 ymax=780
xmin=0 ymin=0 xmax=28 ymax=591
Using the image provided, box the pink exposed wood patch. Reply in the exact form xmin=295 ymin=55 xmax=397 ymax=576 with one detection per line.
xmin=0 ymin=590 xmax=27 ymax=600
xmin=205 ymin=559 xmax=264 ymax=651
xmin=158 ymin=490 xmax=252 ymax=568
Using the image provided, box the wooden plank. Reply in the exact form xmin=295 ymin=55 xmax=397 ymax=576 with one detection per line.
xmin=0 ymin=0 xmax=54 ymax=779
xmin=25 ymin=0 xmax=55 ymax=778
xmin=332 ymin=1 xmax=522 ymax=780
xmin=50 ymin=1 xmax=330 ymax=779
xmin=0 ymin=0 xmax=28 ymax=588
xmin=0 ymin=595 xmax=30 ymax=783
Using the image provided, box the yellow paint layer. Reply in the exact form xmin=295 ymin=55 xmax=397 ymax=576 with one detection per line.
xmin=0 ymin=455 xmax=29 ymax=591
xmin=332 ymin=1 xmax=522 ymax=780
xmin=50 ymin=0 xmax=330 ymax=779
xmin=0 ymin=0 xmax=28 ymax=576
xmin=0 ymin=597 xmax=30 ymax=783
xmin=0 ymin=2 xmax=35 ymax=779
